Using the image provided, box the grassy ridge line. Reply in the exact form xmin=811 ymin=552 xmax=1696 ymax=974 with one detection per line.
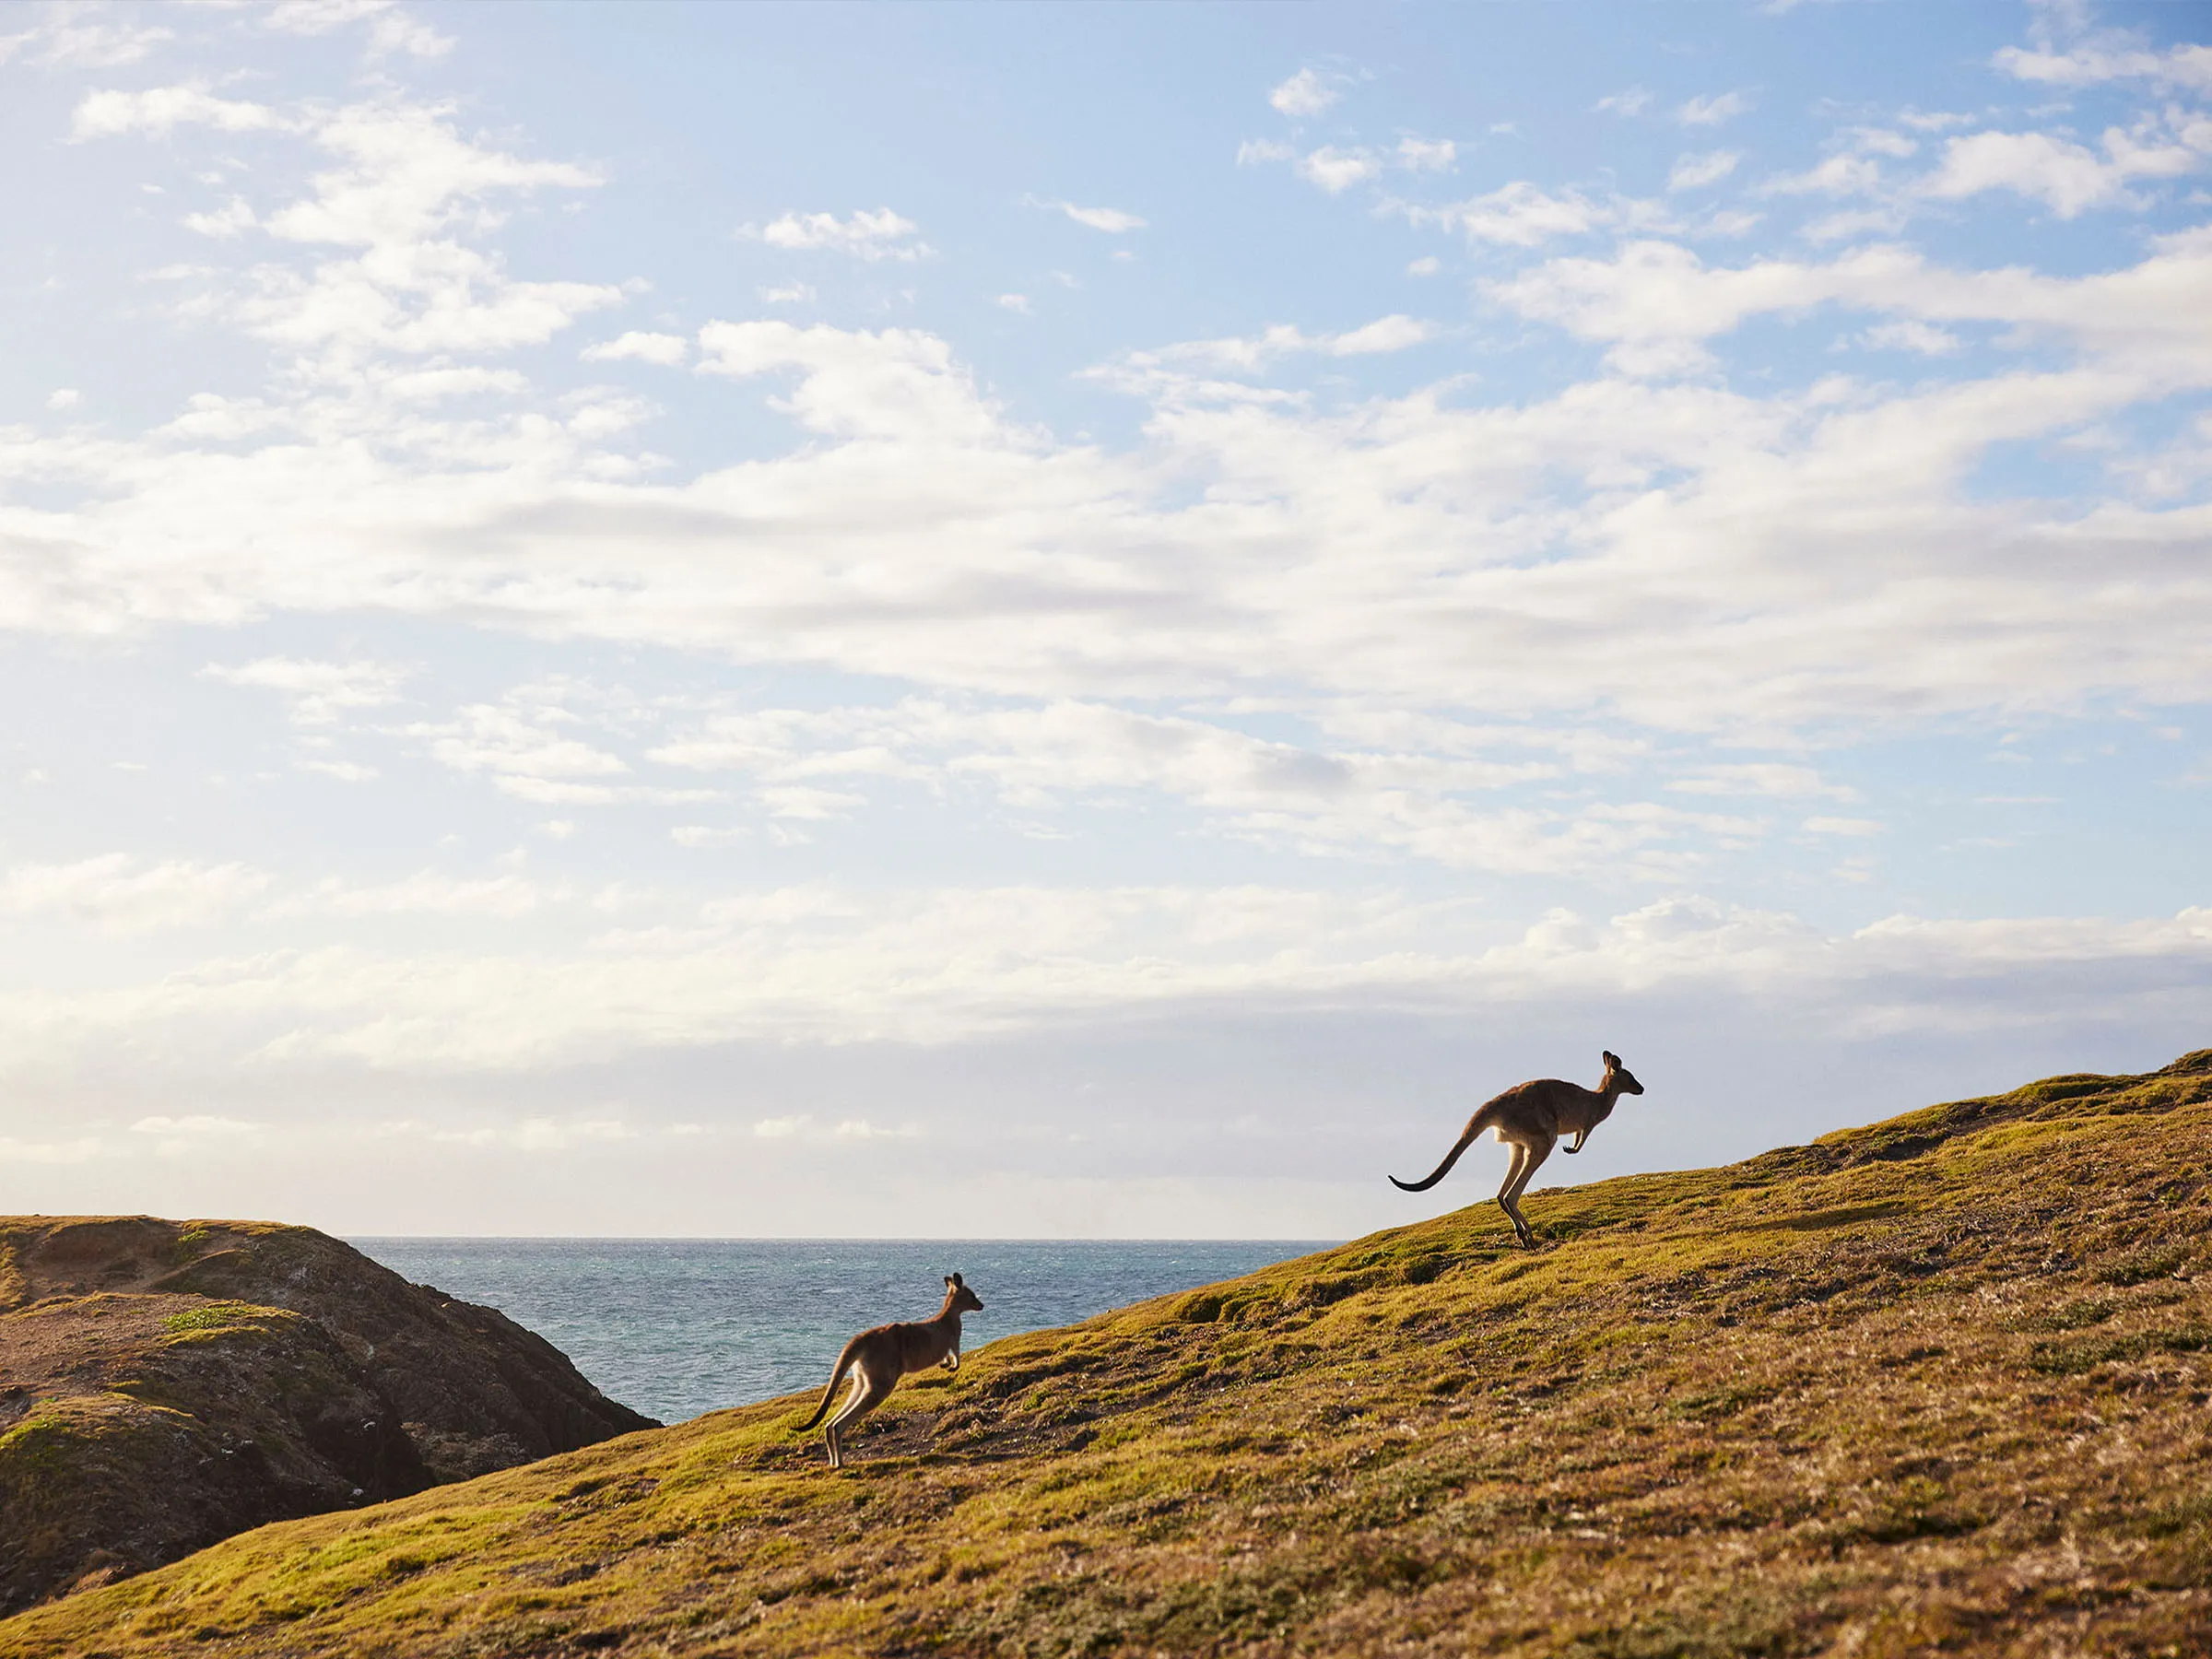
xmin=6 ymin=1053 xmax=2210 ymax=1658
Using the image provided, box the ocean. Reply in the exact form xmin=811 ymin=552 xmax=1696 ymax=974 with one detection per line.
xmin=351 ymin=1239 xmax=1335 ymax=1425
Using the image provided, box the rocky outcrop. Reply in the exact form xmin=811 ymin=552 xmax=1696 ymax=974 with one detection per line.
xmin=0 ymin=1217 xmax=656 ymax=1611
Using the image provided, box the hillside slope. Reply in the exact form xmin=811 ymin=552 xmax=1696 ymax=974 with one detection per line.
xmin=0 ymin=1218 xmax=655 ymax=1613
xmin=5 ymin=1053 xmax=2209 ymax=1658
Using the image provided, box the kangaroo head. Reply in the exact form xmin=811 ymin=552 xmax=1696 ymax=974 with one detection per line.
xmin=945 ymin=1271 xmax=984 ymax=1314
xmin=1602 ymin=1050 xmax=1645 ymax=1096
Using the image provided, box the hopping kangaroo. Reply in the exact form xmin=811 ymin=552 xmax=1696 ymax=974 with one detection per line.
xmin=1391 ymin=1052 xmax=1645 ymax=1250
xmin=797 ymin=1273 xmax=984 ymax=1469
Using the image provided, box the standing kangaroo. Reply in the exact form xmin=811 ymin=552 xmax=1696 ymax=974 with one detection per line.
xmin=1390 ymin=1051 xmax=1645 ymax=1250
xmin=797 ymin=1273 xmax=984 ymax=1469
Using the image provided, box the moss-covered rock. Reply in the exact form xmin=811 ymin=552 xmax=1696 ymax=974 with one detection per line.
xmin=0 ymin=1218 xmax=654 ymax=1612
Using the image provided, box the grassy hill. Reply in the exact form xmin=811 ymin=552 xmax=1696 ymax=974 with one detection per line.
xmin=5 ymin=1053 xmax=2209 ymax=1658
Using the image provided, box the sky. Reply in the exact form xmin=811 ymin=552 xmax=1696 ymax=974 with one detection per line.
xmin=1 ymin=0 xmax=2207 ymax=1238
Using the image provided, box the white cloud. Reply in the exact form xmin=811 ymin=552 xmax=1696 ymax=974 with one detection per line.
xmin=1767 ymin=106 xmax=2212 ymax=228
xmin=264 ymin=104 xmax=602 ymax=247
xmin=183 ymin=195 xmax=258 ymax=239
xmin=760 ymin=783 xmax=865 ymax=820
xmin=759 ymin=282 xmax=817 ymax=305
xmin=271 ymin=872 xmax=544 ymax=919
xmin=46 ymin=388 xmax=79 ymax=410
xmin=755 ymin=208 xmax=929 ymax=261
xmin=1269 ymin=68 xmax=1339 ymax=118
xmin=78 ymin=95 xmax=618 ymax=361
xmin=0 ymin=887 xmax=2205 ymax=1071
xmin=266 ymin=0 xmax=452 ymax=58
xmin=1045 ymin=200 xmax=1146 ymax=233
xmin=427 ymin=1118 xmax=635 ymax=1151
xmin=1 ymin=13 xmax=171 ymax=71
xmin=1236 ymin=138 xmax=1296 ymax=167
xmin=745 ymin=1113 xmax=915 ymax=1144
xmin=132 ymin=1115 xmax=258 ymax=1135
xmin=1397 ymin=137 xmax=1456 ymax=172
xmin=1326 ymin=313 xmax=1434 ymax=354
xmin=1922 ymin=124 xmax=2209 ymax=218
xmin=302 ymin=759 xmax=379 ymax=782
xmin=72 ymin=88 xmax=280 ymax=141
xmin=1667 ymin=764 xmax=1857 ymax=801
xmin=1767 ymin=153 xmax=1888 ymax=199
xmin=1406 ymin=256 xmax=1441 ymax=277
xmin=409 ymin=703 xmax=627 ymax=785
xmin=267 ymin=0 xmax=384 ymax=33
xmin=695 ymin=319 xmax=997 ymax=441
xmin=1113 ymin=313 xmax=1434 ymax=377
xmin=1996 ymin=39 xmax=2212 ymax=94
xmin=401 ymin=700 xmax=716 ymax=807
xmin=1851 ymin=128 xmax=1921 ymax=160
xmin=1802 ymin=207 xmax=1909 ymax=244
xmin=1483 ymin=233 xmax=2212 ymax=385
xmin=1668 ymin=150 xmax=1741 ymax=193
xmin=15 ymin=230 xmax=2212 ymax=751
xmin=18 ymin=73 xmax=2212 ymax=791
xmin=1596 ymin=87 xmax=1653 ymax=117
xmin=582 ymin=331 xmax=689 ymax=366
xmin=1860 ymin=319 xmax=1963 ymax=355
xmin=1420 ymin=181 xmax=1609 ymax=247
xmin=995 ymin=293 xmax=1032 ymax=314
xmin=647 ymin=699 xmax=1730 ymax=876
xmin=1678 ymin=91 xmax=1753 ymax=127
xmin=203 ymin=657 xmax=408 ymax=724
xmin=0 ymin=856 xmax=267 ymax=933
xmin=1296 ymin=147 xmax=1383 ymax=194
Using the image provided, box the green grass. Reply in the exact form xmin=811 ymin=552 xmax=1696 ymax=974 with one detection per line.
xmin=157 ymin=1302 xmax=273 ymax=1337
xmin=4 ymin=1052 xmax=2210 ymax=1658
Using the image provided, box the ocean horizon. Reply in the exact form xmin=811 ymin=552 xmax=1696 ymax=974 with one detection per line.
xmin=352 ymin=1238 xmax=1337 ymax=1426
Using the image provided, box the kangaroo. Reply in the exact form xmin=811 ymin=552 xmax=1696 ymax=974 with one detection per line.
xmin=1390 ymin=1051 xmax=1645 ymax=1251
xmin=796 ymin=1273 xmax=984 ymax=1469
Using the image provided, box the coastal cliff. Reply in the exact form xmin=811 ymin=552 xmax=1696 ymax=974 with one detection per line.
xmin=3 ymin=1052 xmax=2208 ymax=1656
xmin=0 ymin=1218 xmax=655 ymax=1611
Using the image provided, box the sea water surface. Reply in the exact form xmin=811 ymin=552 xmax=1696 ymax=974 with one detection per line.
xmin=352 ymin=1239 xmax=1334 ymax=1425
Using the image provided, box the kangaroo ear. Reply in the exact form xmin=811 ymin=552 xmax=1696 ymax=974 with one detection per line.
xmin=1602 ymin=1050 xmax=1619 ymax=1067
xmin=950 ymin=1272 xmax=964 ymax=1288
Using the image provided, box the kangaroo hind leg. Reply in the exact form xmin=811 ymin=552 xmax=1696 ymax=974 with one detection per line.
xmin=822 ymin=1366 xmax=870 ymax=1469
xmin=825 ymin=1367 xmax=895 ymax=1469
xmin=1494 ymin=1141 xmax=1533 ymax=1249
xmin=1502 ymin=1135 xmax=1556 ymax=1251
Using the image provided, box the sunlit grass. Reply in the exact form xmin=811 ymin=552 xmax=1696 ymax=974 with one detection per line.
xmin=5 ymin=1051 xmax=2208 ymax=1656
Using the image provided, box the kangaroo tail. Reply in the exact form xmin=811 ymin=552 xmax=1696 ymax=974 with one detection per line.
xmin=797 ymin=1337 xmax=861 ymax=1430
xmin=1390 ymin=1101 xmax=1500 ymax=1193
